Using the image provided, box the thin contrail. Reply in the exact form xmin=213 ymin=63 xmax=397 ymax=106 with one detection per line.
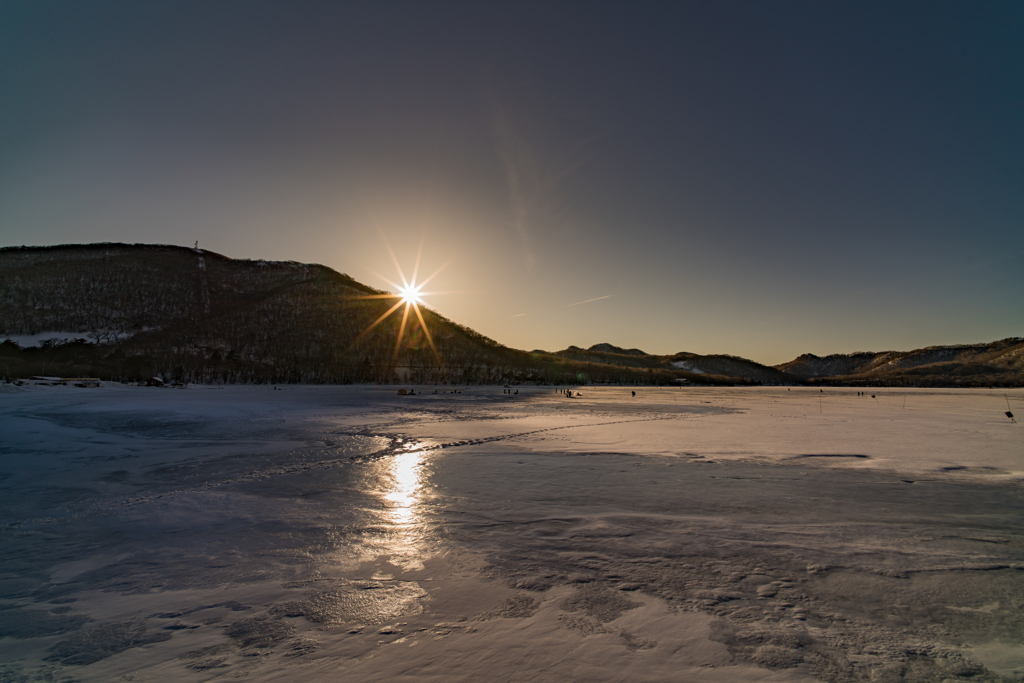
xmin=510 ymin=313 xmax=527 ymax=318
xmin=564 ymin=295 xmax=612 ymax=307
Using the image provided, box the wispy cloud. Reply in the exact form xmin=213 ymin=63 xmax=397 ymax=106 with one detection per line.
xmin=488 ymin=95 xmax=607 ymax=273
xmin=510 ymin=313 xmax=527 ymax=318
xmin=491 ymin=105 xmax=538 ymax=271
xmin=564 ymin=295 xmax=612 ymax=307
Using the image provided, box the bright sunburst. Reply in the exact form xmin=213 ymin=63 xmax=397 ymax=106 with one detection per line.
xmin=348 ymin=237 xmax=452 ymax=366
xmin=400 ymin=284 xmax=423 ymax=306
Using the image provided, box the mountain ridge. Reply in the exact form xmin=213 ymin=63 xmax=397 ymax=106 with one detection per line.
xmin=1 ymin=244 xmax=1020 ymax=386
xmin=0 ymin=244 xmax=732 ymax=386
xmin=773 ymin=338 xmax=1023 ymax=386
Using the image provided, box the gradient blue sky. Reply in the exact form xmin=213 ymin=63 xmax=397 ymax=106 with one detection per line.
xmin=1 ymin=1 xmax=1021 ymax=364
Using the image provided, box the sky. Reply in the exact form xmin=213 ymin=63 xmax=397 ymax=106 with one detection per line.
xmin=1 ymin=1 xmax=1021 ymax=365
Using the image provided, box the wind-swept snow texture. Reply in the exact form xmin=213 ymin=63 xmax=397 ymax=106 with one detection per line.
xmin=1 ymin=385 xmax=1022 ymax=682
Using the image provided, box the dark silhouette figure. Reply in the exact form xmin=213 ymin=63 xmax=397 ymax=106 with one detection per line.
xmin=632 ymin=391 xmax=635 ymax=397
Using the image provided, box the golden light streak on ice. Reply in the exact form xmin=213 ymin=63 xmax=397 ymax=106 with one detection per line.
xmin=371 ymin=440 xmax=436 ymax=571
xmin=384 ymin=444 xmax=425 ymax=526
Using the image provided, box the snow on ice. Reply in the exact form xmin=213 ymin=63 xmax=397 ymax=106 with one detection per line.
xmin=1 ymin=384 xmax=1022 ymax=681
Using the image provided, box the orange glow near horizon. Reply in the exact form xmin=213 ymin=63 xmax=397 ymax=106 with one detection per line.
xmin=349 ymin=237 xmax=450 ymax=366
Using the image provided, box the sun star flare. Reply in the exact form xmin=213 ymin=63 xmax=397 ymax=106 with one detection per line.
xmin=348 ymin=238 xmax=450 ymax=367
xmin=400 ymin=284 xmax=424 ymax=306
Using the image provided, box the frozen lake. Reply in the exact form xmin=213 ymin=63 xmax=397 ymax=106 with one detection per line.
xmin=1 ymin=384 xmax=1022 ymax=681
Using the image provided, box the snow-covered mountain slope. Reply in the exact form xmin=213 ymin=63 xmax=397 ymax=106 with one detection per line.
xmin=775 ymin=338 xmax=1024 ymax=386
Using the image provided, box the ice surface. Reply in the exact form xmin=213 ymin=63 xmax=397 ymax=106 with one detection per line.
xmin=1 ymin=384 xmax=1022 ymax=681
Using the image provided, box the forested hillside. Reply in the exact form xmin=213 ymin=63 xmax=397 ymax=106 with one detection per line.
xmin=2 ymin=244 xmax=1018 ymax=386
xmin=552 ymin=344 xmax=798 ymax=385
xmin=0 ymin=244 xmax=713 ymax=385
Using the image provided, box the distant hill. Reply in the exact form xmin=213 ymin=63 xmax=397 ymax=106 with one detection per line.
xmin=774 ymin=339 xmax=1024 ymax=387
xmin=555 ymin=345 xmax=659 ymax=369
xmin=588 ymin=343 xmax=649 ymax=356
xmin=0 ymin=244 xmax=741 ymax=386
xmin=666 ymin=352 xmax=796 ymax=384
xmin=553 ymin=345 xmax=801 ymax=385
xmin=0 ymin=243 xmax=548 ymax=384
xmin=2 ymin=244 xmax=1018 ymax=387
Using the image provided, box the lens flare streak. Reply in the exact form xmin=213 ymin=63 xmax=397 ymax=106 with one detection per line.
xmin=347 ymin=238 xmax=449 ymax=366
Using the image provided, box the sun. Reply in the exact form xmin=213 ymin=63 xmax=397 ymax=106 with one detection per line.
xmin=400 ymin=284 xmax=423 ymax=306
xmin=347 ymin=237 xmax=452 ymax=366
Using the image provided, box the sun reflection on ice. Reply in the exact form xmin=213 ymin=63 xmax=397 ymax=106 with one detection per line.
xmin=370 ymin=439 xmax=435 ymax=571
xmin=385 ymin=443 xmax=426 ymax=525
